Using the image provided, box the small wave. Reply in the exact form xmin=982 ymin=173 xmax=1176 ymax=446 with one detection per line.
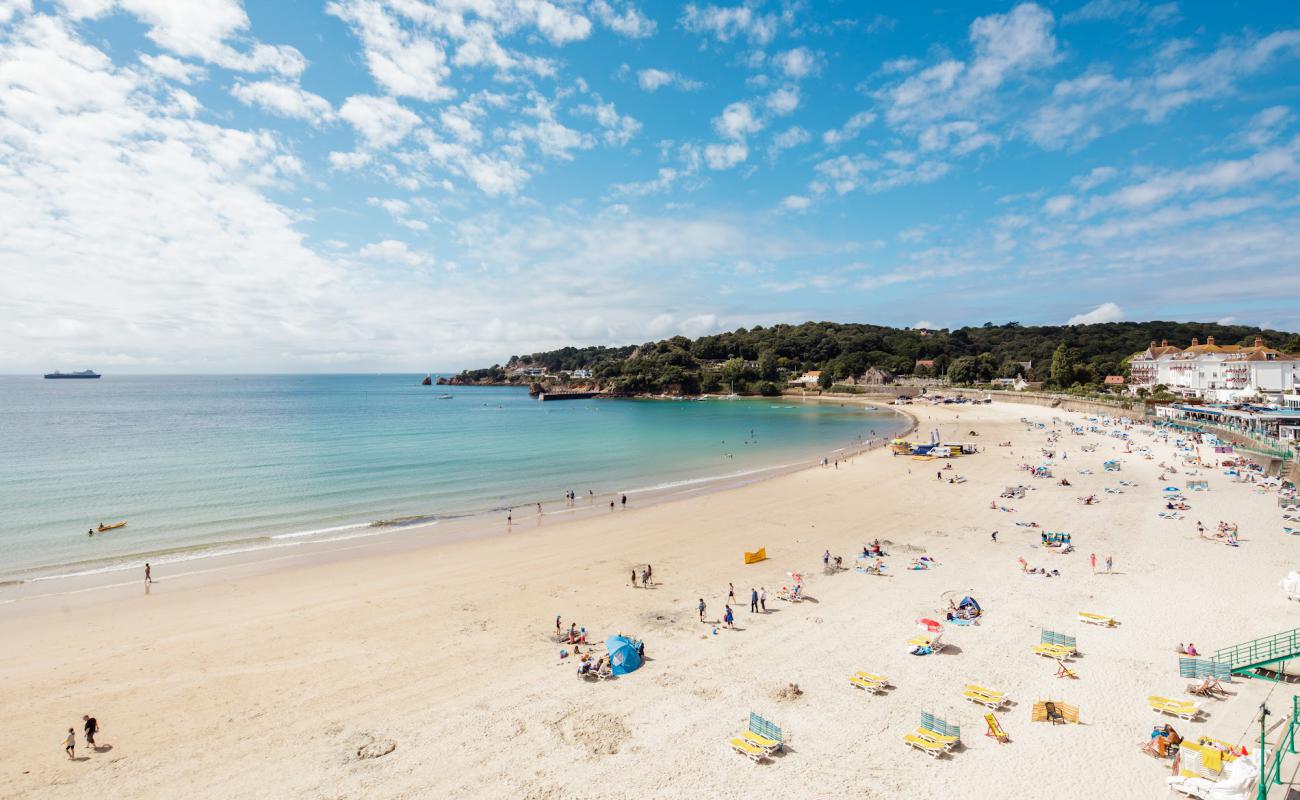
xmin=272 ymin=522 xmax=371 ymax=540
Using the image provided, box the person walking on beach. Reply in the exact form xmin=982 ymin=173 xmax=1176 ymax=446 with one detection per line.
xmin=750 ymin=587 xmax=758 ymax=613
xmin=641 ymin=567 xmax=650 ymax=587
xmin=556 ymin=615 xmax=562 ymax=639
xmin=698 ymin=598 xmax=706 ymax=622
xmin=631 ymin=569 xmax=637 ymax=588
xmin=1089 ymin=553 xmax=1096 ymax=574
xmin=1105 ymin=555 xmax=1113 ymax=574
xmin=621 ymin=494 xmax=627 ymax=508
xmin=990 ymin=530 xmax=997 ymax=543
xmin=728 ymin=583 xmax=736 ymax=605
xmin=646 ymin=564 xmax=653 ymax=585
xmin=724 ymin=605 xmax=734 ymax=629
xmin=83 ymin=715 xmax=99 ymax=749
xmin=144 ymin=562 xmax=152 ymax=584
xmin=64 ymin=727 xmax=77 ymax=759
xmin=760 ymin=587 xmax=767 ymax=612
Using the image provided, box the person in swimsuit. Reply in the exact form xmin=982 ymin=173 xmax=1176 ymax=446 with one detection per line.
xmin=144 ymin=563 xmax=152 ymax=584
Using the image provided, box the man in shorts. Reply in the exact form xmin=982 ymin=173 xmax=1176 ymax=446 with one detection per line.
xmin=83 ymin=715 xmax=99 ymax=749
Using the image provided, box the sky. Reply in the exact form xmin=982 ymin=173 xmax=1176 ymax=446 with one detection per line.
xmin=2 ymin=1 xmax=1299 ymax=373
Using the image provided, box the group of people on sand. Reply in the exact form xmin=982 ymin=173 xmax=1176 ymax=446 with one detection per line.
xmin=629 ymin=564 xmax=653 ymax=588
xmin=555 ymin=616 xmax=588 ymax=646
xmin=62 ymin=715 xmax=101 ymax=759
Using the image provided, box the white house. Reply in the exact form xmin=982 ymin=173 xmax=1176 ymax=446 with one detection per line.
xmin=791 ymin=370 xmax=821 ymax=386
xmin=1128 ymin=337 xmax=1300 ymax=402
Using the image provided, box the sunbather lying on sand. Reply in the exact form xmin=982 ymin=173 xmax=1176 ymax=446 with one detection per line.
xmin=1142 ymin=724 xmax=1182 ymax=758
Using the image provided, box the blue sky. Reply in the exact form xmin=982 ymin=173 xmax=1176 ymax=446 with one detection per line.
xmin=2 ymin=0 xmax=1299 ymax=372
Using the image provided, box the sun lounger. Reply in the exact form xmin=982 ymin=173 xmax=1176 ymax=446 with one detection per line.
xmin=850 ymin=674 xmax=886 ymax=693
xmin=964 ymin=684 xmax=1004 ymax=698
xmin=1033 ymin=643 xmax=1074 ymax=660
xmin=964 ymin=689 xmax=1008 ymax=709
xmin=729 ymin=737 xmax=771 ymax=762
xmin=738 ymin=730 xmax=781 ymax=751
xmin=1078 ymin=612 xmax=1116 ymax=627
xmin=915 ymin=727 xmax=960 ymax=750
xmin=903 ymin=733 xmax=946 ymax=758
xmin=1148 ymin=695 xmax=1203 ymax=720
xmin=856 ymin=671 xmax=891 ymax=686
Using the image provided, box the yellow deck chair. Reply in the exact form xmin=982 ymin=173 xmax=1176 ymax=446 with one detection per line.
xmin=965 ymin=684 xmax=1005 ymax=698
xmin=729 ymin=737 xmax=770 ymax=762
xmin=1078 ymin=612 xmax=1116 ymax=627
xmin=850 ymin=674 xmax=886 ymax=694
xmin=985 ymin=713 xmax=1009 ymax=743
xmin=903 ymin=733 xmax=946 ymax=758
xmin=743 ymin=547 xmax=767 ymax=564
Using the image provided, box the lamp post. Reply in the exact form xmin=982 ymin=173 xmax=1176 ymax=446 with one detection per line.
xmin=1259 ymin=702 xmax=1269 ymax=800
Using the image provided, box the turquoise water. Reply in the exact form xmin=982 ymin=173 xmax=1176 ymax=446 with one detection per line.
xmin=0 ymin=375 xmax=908 ymax=581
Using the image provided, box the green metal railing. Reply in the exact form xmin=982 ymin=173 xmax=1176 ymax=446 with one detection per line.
xmin=1260 ymin=695 xmax=1299 ymax=799
xmin=1214 ymin=629 xmax=1300 ymax=676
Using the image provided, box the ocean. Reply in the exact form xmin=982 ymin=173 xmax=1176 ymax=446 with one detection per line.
xmin=0 ymin=375 xmax=909 ymax=583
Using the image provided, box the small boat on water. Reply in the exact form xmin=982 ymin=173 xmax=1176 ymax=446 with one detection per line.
xmin=97 ymin=521 xmax=127 ymax=532
xmin=437 ymin=394 xmax=453 ymax=399
xmin=421 ymin=373 xmax=432 ymax=386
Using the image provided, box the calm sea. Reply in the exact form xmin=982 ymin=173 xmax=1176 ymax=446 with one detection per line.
xmin=0 ymin=375 xmax=909 ymax=582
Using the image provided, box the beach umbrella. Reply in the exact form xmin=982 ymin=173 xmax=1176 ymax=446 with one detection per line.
xmin=605 ymin=635 xmax=642 ymax=676
xmin=788 ymin=571 xmax=803 ymax=584
xmin=916 ymin=618 xmax=944 ymax=633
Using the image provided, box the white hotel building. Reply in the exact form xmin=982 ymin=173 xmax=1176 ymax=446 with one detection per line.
xmin=1127 ymin=337 xmax=1300 ymax=403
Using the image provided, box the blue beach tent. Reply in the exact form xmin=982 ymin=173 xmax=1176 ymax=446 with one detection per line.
xmin=606 ymin=635 xmax=643 ymax=675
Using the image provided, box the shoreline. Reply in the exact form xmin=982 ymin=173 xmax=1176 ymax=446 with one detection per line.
xmin=3 ymin=401 xmax=1297 ymax=799
xmin=0 ymin=402 xmax=915 ymax=614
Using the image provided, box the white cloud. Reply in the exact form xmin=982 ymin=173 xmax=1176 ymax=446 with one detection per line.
xmin=780 ymin=194 xmax=811 ymax=212
xmin=1066 ymin=302 xmax=1123 ymax=325
xmin=326 ymin=0 xmax=454 ymax=101
xmin=230 ymin=80 xmax=333 ymax=125
xmin=590 ymin=0 xmax=655 ymax=38
xmin=0 ymin=0 xmax=31 ymax=24
xmin=1239 ymin=105 xmax=1293 ymax=149
xmin=329 ymin=150 xmax=373 ymax=171
xmin=636 ymin=68 xmax=701 ymax=92
xmin=1072 ymin=166 xmax=1118 ymax=191
xmin=358 ymin=239 xmax=434 ymax=268
xmin=768 ymin=125 xmax=810 ymax=160
xmin=772 ymin=47 xmax=817 ymax=79
xmin=1132 ymin=29 xmax=1300 ymax=122
xmin=1043 ymin=194 xmax=1076 ymax=215
xmin=713 ymin=100 xmax=763 ymax=140
xmin=82 ymin=0 xmax=306 ymax=76
xmin=704 ymin=141 xmax=748 ymax=170
xmin=339 ymin=94 xmax=421 ymax=149
xmin=765 ymin=86 xmax=799 ymax=115
xmin=680 ymin=3 xmax=777 ymax=45
xmin=822 ymin=111 xmax=875 ymax=146
xmin=883 ymin=3 xmax=1059 ymax=128
xmin=138 ymin=53 xmax=206 ymax=84
xmin=575 ymin=98 xmax=642 ymax=147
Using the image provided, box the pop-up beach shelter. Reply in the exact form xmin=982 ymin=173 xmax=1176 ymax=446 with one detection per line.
xmin=606 ymin=636 xmax=642 ymax=676
xmin=959 ymin=596 xmax=982 ymax=614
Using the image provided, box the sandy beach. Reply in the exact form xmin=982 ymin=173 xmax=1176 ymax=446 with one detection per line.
xmin=2 ymin=401 xmax=1297 ymax=799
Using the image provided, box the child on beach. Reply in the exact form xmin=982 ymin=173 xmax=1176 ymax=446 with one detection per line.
xmin=64 ymin=728 xmax=76 ymax=759
xmin=724 ymin=605 xmax=734 ymax=628
xmin=698 ymin=598 xmax=706 ymax=622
